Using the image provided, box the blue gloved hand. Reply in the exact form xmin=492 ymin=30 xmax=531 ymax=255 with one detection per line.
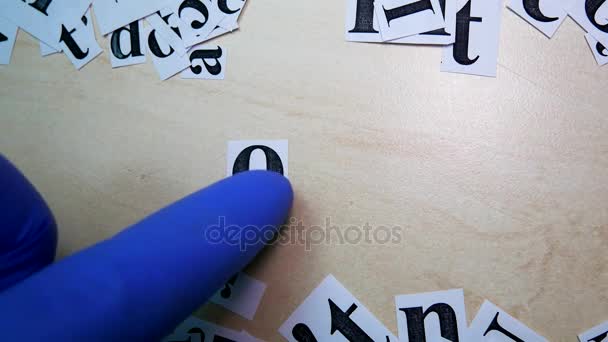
xmin=0 ymin=155 xmax=293 ymax=341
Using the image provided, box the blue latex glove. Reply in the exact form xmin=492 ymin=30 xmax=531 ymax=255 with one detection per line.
xmin=0 ymin=155 xmax=293 ymax=340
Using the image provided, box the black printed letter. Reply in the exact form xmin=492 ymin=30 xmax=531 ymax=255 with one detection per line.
xmin=179 ymin=0 xmax=209 ymax=29
xmin=598 ymin=41 xmax=608 ymax=56
xmin=24 ymin=0 xmax=52 ymax=16
xmin=400 ymin=303 xmax=460 ymax=342
xmin=110 ymin=22 xmax=143 ymax=59
xmin=59 ymin=16 xmax=89 ymax=60
xmin=422 ymin=0 xmax=450 ymax=36
xmin=523 ymin=0 xmax=558 ymax=22
xmin=588 ymin=331 xmax=607 ymax=342
xmin=586 ymin=0 xmax=608 ymax=33
xmin=383 ymin=0 xmax=434 ymax=26
xmin=483 ymin=313 xmax=524 ymax=342
xmin=189 ymin=46 xmax=223 ymax=75
xmin=218 ymin=0 xmax=242 ymax=14
xmin=453 ymin=0 xmax=482 ymax=65
xmin=147 ymin=11 xmax=182 ymax=58
xmin=349 ymin=0 xmax=377 ymax=33
xmin=232 ymin=145 xmax=284 ymax=175
xmin=328 ymin=300 xmax=374 ymax=341
xmin=292 ymin=323 xmax=318 ymax=342
xmin=148 ymin=30 xmax=174 ymax=58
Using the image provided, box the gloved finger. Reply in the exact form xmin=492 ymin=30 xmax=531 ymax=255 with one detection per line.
xmin=0 ymin=154 xmax=57 ymax=292
xmin=0 ymin=170 xmax=293 ymax=341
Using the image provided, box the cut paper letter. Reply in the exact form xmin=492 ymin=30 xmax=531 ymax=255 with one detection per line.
xmin=145 ymin=10 xmax=188 ymax=56
xmin=209 ymin=272 xmax=267 ymax=320
xmin=568 ymin=0 xmax=608 ymax=48
xmin=469 ymin=300 xmax=548 ymax=342
xmin=145 ymin=24 xmax=190 ymax=80
xmin=0 ymin=1 xmax=61 ymax=49
xmin=441 ymin=0 xmax=503 ymax=77
xmin=181 ymin=45 xmax=226 ymax=79
xmin=215 ymin=0 xmax=247 ymax=30
xmin=59 ymin=11 xmax=103 ymax=70
xmin=393 ymin=0 xmax=457 ymax=44
xmin=33 ymin=0 xmax=93 ymax=57
xmin=93 ymin=0 xmax=170 ymax=35
xmin=395 ymin=289 xmax=468 ymax=342
xmin=507 ymin=0 xmax=567 ymax=38
xmin=279 ymin=275 xmax=398 ymax=342
xmin=109 ymin=20 xmax=147 ymax=68
xmin=375 ymin=0 xmax=446 ymax=41
xmin=227 ymin=140 xmax=289 ymax=178
xmin=346 ymin=0 xmax=456 ymax=44
xmin=345 ymin=0 xmax=382 ymax=42
xmin=0 ymin=17 xmax=18 ymax=65
xmin=169 ymin=0 xmax=227 ymax=48
xmin=579 ymin=320 xmax=608 ymax=342
xmin=585 ymin=33 xmax=608 ymax=66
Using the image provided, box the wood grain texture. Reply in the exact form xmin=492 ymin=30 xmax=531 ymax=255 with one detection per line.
xmin=1 ymin=1 xmax=607 ymax=340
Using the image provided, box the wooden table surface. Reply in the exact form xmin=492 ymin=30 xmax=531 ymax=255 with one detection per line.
xmin=1 ymin=0 xmax=607 ymax=340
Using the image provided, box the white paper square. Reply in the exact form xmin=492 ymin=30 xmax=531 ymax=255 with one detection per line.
xmin=279 ymin=275 xmax=397 ymax=342
xmin=395 ymin=289 xmax=467 ymax=342
xmin=469 ymin=300 xmax=548 ymax=342
xmin=210 ymin=272 xmax=267 ymax=320
xmin=507 ymin=0 xmax=566 ymax=38
xmin=40 ymin=41 xmax=61 ymax=57
xmin=0 ymin=17 xmax=18 ymax=65
xmin=205 ymin=23 xmax=239 ymax=42
xmin=93 ymin=0 xmax=170 ymax=35
xmin=145 ymin=10 xmax=188 ymax=56
xmin=226 ymin=140 xmax=289 ymax=178
xmin=162 ymin=316 xmax=243 ymax=342
xmin=393 ymin=0 xmax=457 ymax=44
xmin=568 ymin=0 xmax=608 ymax=48
xmin=579 ymin=320 xmax=608 ymax=342
xmin=109 ymin=20 xmax=146 ymax=68
xmin=49 ymin=0 xmax=93 ymax=27
xmin=441 ymin=0 xmax=502 ymax=77
xmin=215 ymin=0 xmax=247 ymax=30
xmin=585 ymin=33 xmax=608 ymax=66
xmin=0 ymin=2 xmax=61 ymax=49
xmin=59 ymin=10 xmax=103 ymax=70
xmin=181 ymin=44 xmax=226 ymax=79
xmin=375 ymin=0 xmax=445 ymax=41
xmin=169 ymin=0 xmax=227 ymax=47
xmin=145 ymin=24 xmax=190 ymax=80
